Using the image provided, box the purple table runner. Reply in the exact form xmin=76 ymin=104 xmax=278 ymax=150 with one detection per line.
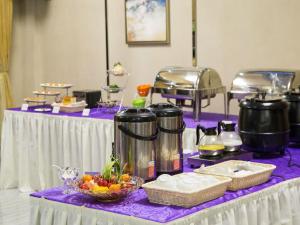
xmin=8 ymin=106 xmax=237 ymax=129
xmin=31 ymin=147 xmax=300 ymax=223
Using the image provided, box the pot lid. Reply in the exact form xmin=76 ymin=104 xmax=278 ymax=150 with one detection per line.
xmin=284 ymin=90 xmax=300 ymax=101
xmin=115 ymin=108 xmax=156 ymax=122
xmin=204 ymin=127 xmax=217 ymax=135
xmin=219 ymin=121 xmax=236 ymax=131
xmin=245 ymin=93 xmax=283 ymax=102
xmin=147 ymin=103 xmax=182 ymax=117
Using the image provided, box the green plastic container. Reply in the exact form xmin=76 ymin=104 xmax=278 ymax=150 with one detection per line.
xmin=132 ymin=98 xmax=146 ymax=108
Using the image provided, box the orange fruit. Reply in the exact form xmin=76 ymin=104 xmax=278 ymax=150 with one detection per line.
xmin=82 ymin=174 xmax=93 ymax=182
xmin=121 ymin=174 xmax=131 ymax=182
xmin=109 ymin=184 xmax=121 ymax=192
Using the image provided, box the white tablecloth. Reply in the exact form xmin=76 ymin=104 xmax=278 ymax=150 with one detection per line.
xmin=30 ymin=178 xmax=300 ymax=225
xmin=0 ymin=110 xmax=196 ymax=191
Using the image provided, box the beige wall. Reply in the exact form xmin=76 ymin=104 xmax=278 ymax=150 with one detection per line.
xmin=197 ymin=0 xmax=300 ymax=115
xmin=10 ymin=0 xmax=300 ymax=116
xmin=11 ymin=0 xmax=107 ymax=104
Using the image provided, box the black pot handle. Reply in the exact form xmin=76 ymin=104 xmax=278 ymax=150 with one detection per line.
xmin=118 ymin=125 xmax=158 ymax=141
xmin=159 ymin=121 xmax=186 ymax=134
xmin=196 ymin=125 xmax=206 ymax=145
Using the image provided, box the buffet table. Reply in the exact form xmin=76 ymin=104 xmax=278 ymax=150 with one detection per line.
xmin=0 ymin=107 xmax=233 ymax=191
xmin=30 ymin=148 xmax=300 ymax=225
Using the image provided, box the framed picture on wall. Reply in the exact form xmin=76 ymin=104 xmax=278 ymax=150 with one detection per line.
xmin=125 ymin=0 xmax=170 ymax=45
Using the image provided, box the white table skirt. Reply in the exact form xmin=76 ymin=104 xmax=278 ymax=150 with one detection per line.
xmin=0 ymin=110 xmax=196 ymax=191
xmin=30 ymin=178 xmax=300 ymax=225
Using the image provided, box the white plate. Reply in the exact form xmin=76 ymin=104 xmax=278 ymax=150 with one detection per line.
xmin=101 ymin=86 xmax=125 ymax=93
xmin=24 ymin=98 xmax=47 ymax=103
xmin=33 ymin=91 xmax=61 ymax=96
xmin=40 ymin=83 xmax=73 ymax=89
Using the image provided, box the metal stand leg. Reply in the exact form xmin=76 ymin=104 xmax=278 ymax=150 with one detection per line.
xmin=150 ymin=91 xmax=153 ymax=104
xmin=223 ymin=93 xmax=227 ymax=118
xmin=193 ymin=93 xmax=201 ymax=121
xmin=226 ymin=92 xmax=231 ymax=119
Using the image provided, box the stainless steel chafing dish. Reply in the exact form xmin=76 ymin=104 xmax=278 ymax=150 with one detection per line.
xmin=227 ymin=69 xmax=300 ymax=115
xmin=150 ymin=67 xmax=226 ymax=121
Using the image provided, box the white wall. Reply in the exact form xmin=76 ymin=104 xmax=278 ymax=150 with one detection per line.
xmin=107 ymin=0 xmax=193 ymax=105
xmin=10 ymin=0 xmax=107 ymax=104
xmin=197 ymin=0 xmax=300 ymax=114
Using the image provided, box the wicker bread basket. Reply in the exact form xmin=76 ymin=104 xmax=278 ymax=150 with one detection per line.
xmin=194 ymin=160 xmax=276 ymax=191
xmin=142 ymin=175 xmax=231 ymax=208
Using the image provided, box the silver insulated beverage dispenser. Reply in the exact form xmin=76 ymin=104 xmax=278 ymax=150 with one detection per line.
xmin=147 ymin=103 xmax=185 ymax=175
xmin=114 ymin=108 xmax=158 ymax=181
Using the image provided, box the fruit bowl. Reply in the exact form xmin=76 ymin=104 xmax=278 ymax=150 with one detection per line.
xmin=74 ymin=176 xmax=144 ymax=202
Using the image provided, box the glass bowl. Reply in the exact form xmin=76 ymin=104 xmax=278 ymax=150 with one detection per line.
xmin=74 ymin=176 xmax=144 ymax=202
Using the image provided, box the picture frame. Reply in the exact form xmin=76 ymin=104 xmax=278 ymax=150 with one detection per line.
xmin=125 ymin=0 xmax=170 ymax=45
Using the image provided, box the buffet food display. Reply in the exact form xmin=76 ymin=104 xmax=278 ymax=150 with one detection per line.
xmin=16 ymin=65 xmax=298 ymax=214
xmin=23 ymin=82 xmax=90 ymax=113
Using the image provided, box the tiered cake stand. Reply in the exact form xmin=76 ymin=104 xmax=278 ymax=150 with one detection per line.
xmin=24 ymin=83 xmax=73 ymax=112
xmin=98 ymin=71 xmax=129 ymax=113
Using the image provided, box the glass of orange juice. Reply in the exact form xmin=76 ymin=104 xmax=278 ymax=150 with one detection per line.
xmin=62 ymin=96 xmax=72 ymax=105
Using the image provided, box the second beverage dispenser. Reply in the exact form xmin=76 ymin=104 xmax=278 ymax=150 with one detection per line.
xmin=148 ymin=103 xmax=185 ymax=175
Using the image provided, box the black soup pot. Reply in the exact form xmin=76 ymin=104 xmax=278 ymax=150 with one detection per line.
xmin=238 ymin=93 xmax=289 ymax=156
xmin=284 ymin=90 xmax=300 ymax=143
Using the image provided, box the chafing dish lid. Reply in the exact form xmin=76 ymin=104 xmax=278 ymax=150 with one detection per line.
xmin=154 ymin=67 xmax=223 ymax=90
xmin=231 ymin=69 xmax=300 ymax=94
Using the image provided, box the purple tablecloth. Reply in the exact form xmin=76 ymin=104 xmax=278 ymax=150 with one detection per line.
xmin=16 ymin=105 xmax=298 ymax=222
xmin=31 ymin=147 xmax=300 ymax=223
xmin=8 ymin=106 xmax=236 ymax=129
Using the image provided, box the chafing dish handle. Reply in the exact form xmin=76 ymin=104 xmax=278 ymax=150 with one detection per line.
xmin=158 ymin=121 xmax=186 ymax=134
xmin=201 ymin=96 xmax=211 ymax=108
xmin=118 ymin=125 xmax=158 ymax=141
